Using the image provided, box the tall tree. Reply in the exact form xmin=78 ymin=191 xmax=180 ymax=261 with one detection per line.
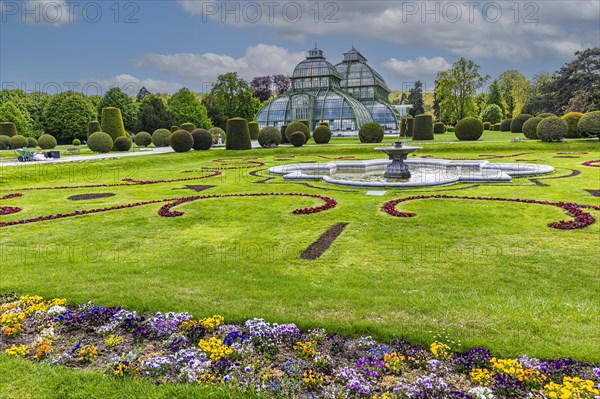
xmin=511 ymin=75 xmax=534 ymax=116
xmin=553 ymin=48 xmax=599 ymax=112
xmin=474 ymin=93 xmax=488 ymax=115
xmin=167 ymin=88 xmax=212 ymax=129
xmin=42 ymin=91 xmax=96 ymax=142
xmin=432 ymin=80 xmax=441 ymax=121
xmin=250 ymin=76 xmax=273 ymax=102
xmin=0 ymin=101 xmax=29 ymax=135
xmin=201 ymin=93 xmax=227 ymax=130
xmin=272 ymin=74 xmax=291 ymax=95
xmin=487 ymin=80 xmax=507 ymax=117
xmin=498 ymin=70 xmax=526 ymax=117
xmin=407 ymin=81 xmax=424 ymax=116
xmin=211 ymin=72 xmax=260 ymax=121
xmin=137 ymin=94 xmax=175 ymax=133
xmin=136 ymin=86 xmax=151 ymax=102
xmin=97 ymin=88 xmax=138 ymax=131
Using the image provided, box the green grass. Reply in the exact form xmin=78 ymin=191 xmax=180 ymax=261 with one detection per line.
xmin=0 ymin=134 xmax=598 ymax=396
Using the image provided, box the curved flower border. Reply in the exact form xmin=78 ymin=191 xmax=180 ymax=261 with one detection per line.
xmin=582 ymin=160 xmax=599 ymax=168
xmin=383 ymin=195 xmax=600 ymax=230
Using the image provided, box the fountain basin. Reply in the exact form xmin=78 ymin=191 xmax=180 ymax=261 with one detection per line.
xmin=374 ymin=141 xmax=422 ymax=179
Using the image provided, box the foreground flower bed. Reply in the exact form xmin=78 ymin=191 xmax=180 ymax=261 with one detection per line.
xmin=1 ymin=294 xmax=598 ymax=399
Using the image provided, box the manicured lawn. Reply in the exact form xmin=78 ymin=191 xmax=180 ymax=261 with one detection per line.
xmin=0 ymin=134 xmax=598 ymax=395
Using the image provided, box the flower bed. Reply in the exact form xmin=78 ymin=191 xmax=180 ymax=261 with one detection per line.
xmin=1 ymin=293 xmax=598 ymax=399
xmin=0 ymin=193 xmax=23 ymax=216
xmin=383 ymin=195 xmax=600 ymax=230
xmin=582 ymin=160 xmax=599 ymax=168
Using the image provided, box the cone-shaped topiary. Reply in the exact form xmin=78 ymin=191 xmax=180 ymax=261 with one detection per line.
xmin=358 ymin=122 xmax=384 ymax=143
xmin=27 ymin=137 xmax=37 ymax=148
xmin=170 ymin=130 xmax=194 ymax=152
xmin=191 ymin=129 xmax=213 ymax=150
xmin=88 ymin=121 xmax=101 ymax=138
xmin=285 ymin=121 xmax=309 ymax=141
xmin=114 ymin=136 xmax=132 ymax=152
xmin=400 ymin=116 xmax=414 ymax=137
xmin=0 ymin=122 xmax=17 ymax=137
xmin=226 ymin=118 xmax=252 ymax=150
xmin=455 ymin=117 xmax=484 ymax=141
xmin=280 ymin=125 xmax=289 ymax=144
xmin=313 ymin=125 xmax=332 ymax=144
xmin=289 ymin=131 xmax=305 ymax=147
xmin=257 ymin=126 xmax=282 ymax=148
xmin=319 ymin=122 xmax=329 ymax=127
xmin=561 ymin=112 xmax=584 ymax=138
xmin=433 ymin=122 xmax=446 ymax=134
xmin=0 ymin=136 xmax=9 ymax=150
xmin=38 ymin=134 xmax=57 ymax=149
xmin=180 ymin=123 xmax=196 ymax=133
xmin=500 ymin=119 xmax=512 ymax=131
xmin=87 ymin=132 xmax=113 ymax=153
xmin=152 ymin=129 xmax=172 ymax=147
xmin=209 ymin=127 xmax=226 ymax=144
xmin=134 ymin=132 xmax=152 ymax=147
xmin=537 ymin=116 xmax=567 ymax=142
xmin=536 ymin=113 xmax=556 ymax=118
xmin=577 ymin=111 xmax=600 ymax=139
xmin=170 ymin=126 xmax=180 ymax=133
xmin=522 ymin=117 xmax=543 ymax=139
xmin=510 ymin=114 xmax=533 ymax=133
xmin=248 ymin=121 xmax=260 ymax=140
xmin=9 ymin=135 xmax=28 ymax=149
xmin=413 ymin=115 xmax=434 ymax=140
xmin=101 ymin=107 xmax=127 ymax=142
xmin=483 ymin=122 xmax=491 ymax=131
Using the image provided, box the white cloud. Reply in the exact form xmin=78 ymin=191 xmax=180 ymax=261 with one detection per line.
xmin=383 ymin=56 xmax=451 ymax=82
xmin=78 ymin=74 xmax=184 ymax=96
xmin=129 ymin=44 xmax=306 ymax=85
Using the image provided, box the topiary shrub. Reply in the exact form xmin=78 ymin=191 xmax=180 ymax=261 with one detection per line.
xmin=280 ymin=125 xmax=289 ymax=144
xmin=510 ymin=114 xmax=533 ymax=133
xmin=500 ymin=119 xmax=512 ymax=131
xmin=152 ymin=129 xmax=172 ymax=147
xmin=100 ymin=107 xmax=127 ymax=146
xmin=0 ymin=122 xmax=17 ymax=137
xmin=38 ymin=134 xmax=57 ymax=149
xmin=191 ymin=129 xmax=213 ymax=150
xmin=493 ymin=123 xmax=501 ymax=131
xmin=447 ymin=126 xmax=455 ymax=132
xmin=454 ymin=117 xmax=484 ymax=141
xmin=170 ymin=130 xmax=194 ymax=152
xmin=537 ymin=116 xmax=568 ymax=142
xmin=412 ymin=115 xmax=434 ymax=140
xmin=285 ymin=121 xmax=309 ymax=141
xmin=289 ymin=131 xmax=305 ymax=147
xmin=400 ymin=116 xmax=414 ymax=137
xmin=9 ymin=135 xmax=28 ymax=149
xmin=536 ymin=113 xmax=556 ymax=118
xmin=170 ymin=126 xmax=180 ymax=133
xmin=72 ymin=139 xmax=81 ymax=146
xmin=561 ymin=112 xmax=584 ymax=138
xmin=319 ymin=122 xmax=329 ymax=127
xmin=27 ymin=137 xmax=38 ymax=148
xmin=257 ymin=126 xmax=282 ymax=148
xmin=134 ymin=131 xmax=152 ymax=147
xmin=577 ymin=111 xmax=600 ymax=139
xmin=209 ymin=127 xmax=226 ymax=144
xmin=433 ymin=122 xmax=446 ymax=134
xmin=180 ymin=123 xmax=196 ymax=133
xmin=299 ymin=120 xmax=310 ymax=129
xmin=0 ymin=136 xmax=9 ymax=150
xmin=225 ymin=118 xmax=252 ymax=150
xmin=483 ymin=122 xmax=491 ymax=131
xmin=114 ymin=136 xmax=132 ymax=152
xmin=312 ymin=125 xmax=332 ymax=144
xmin=358 ymin=122 xmax=384 ymax=143
xmin=522 ymin=117 xmax=543 ymax=139
xmin=88 ymin=121 xmax=101 ymax=138
xmin=248 ymin=121 xmax=260 ymax=140
xmin=87 ymin=132 xmax=113 ymax=153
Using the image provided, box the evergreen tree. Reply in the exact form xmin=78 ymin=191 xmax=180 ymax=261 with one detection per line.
xmin=137 ymin=94 xmax=175 ymax=133
xmin=487 ymin=80 xmax=507 ymax=117
xmin=407 ymin=81 xmax=424 ymax=116
xmin=97 ymin=88 xmax=138 ymax=131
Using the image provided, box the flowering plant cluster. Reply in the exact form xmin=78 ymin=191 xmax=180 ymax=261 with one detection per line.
xmin=1 ymin=293 xmax=599 ymax=399
xmin=383 ymin=195 xmax=600 ymax=230
xmin=582 ymin=160 xmax=599 ymax=168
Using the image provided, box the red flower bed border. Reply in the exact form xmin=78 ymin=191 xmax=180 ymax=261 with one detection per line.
xmin=0 ymin=193 xmax=337 ymax=228
xmin=582 ymin=160 xmax=599 ymax=168
xmin=420 ymin=152 xmax=535 ymax=161
xmin=0 ymin=193 xmax=23 ymax=216
xmin=383 ymin=194 xmax=600 ymax=230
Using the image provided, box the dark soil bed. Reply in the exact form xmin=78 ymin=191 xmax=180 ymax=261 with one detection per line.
xmin=301 ymin=223 xmax=348 ymax=260
xmin=67 ymin=193 xmax=115 ymax=201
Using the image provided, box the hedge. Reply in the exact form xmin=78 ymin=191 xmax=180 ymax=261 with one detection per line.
xmin=171 ymin=126 xmax=180 ymax=133
xmin=312 ymin=125 xmax=332 ymax=144
xmin=88 ymin=121 xmax=101 ymax=138
xmin=191 ymin=129 xmax=213 ymax=151
xmin=100 ymin=107 xmax=127 ymax=146
xmin=412 ymin=115 xmax=434 ymax=140
xmin=114 ymin=136 xmax=132 ymax=152
xmin=152 ymin=129 xmax=172 ymax=147
xmin=400 ymin=117 xmax=414 ymax=137
xmin=38 ymin=134 xmax=57 ymax=149
xmin=359 ymin=122 xmax=384 ymax=143
xmin=537 ymin=116 xmax=567 ymax=142
xmin=87 ymin=132 xmax=113 ymax=153
xmin=536 ymin=113 xmax=556 ymax=118
xmin=0 ymin=136 xmax=10 ymax=150
xmin=257 ymin=126 xmax=281 ymax=148
xmin=433 ymin=122 xmax=446 ymax=134
xmin=500 ymin=119 xmax=512 ymax=132
xmin=0 ymin=122 xmax=17 ymax=138
xmin=483 ymin=122 xmax=491 ymax=131
xmin=170 ymin=130 xmax=194 ymax=152
xmin=248 ymin=121 xmax=260 ymax=140
xmin=510 ymin=114 xmax=533 ymax=133
xmin=522 ymin=117 xmax=543 ymax=139
xmin=280 ymin=125 xmax=289 ymax=144
xmin=180 ymin=123 xmax=196 ymax=133
xmin=26 ymin=137 xmax=38 ymax=148
xmin=455 ymin=117 xmax=484 ymax=141
xmin=9 ymin=135 xmax=28 ymax=149
xmin=225 ymin=118 xmax=252 ymax=150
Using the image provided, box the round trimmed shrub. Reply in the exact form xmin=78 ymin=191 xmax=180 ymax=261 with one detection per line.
xmin=413 ymin=115 xmax=434 ymax=140
xmin=134 ymin=131 xmax=152 ymax=147
xmin=500 ymin=119 xmax=512 ymax=131
xmin=100 ymin=107 xmax=127 ymax=144
xmin=170 ymin=126 xmax=180 ymax=133
xmin=209 ymin=127 xmax=226 ymax=144
xmin=454 ymin=117 xmax=484 ymax=141
xmin=280 ymin=125 xmax=289 ymax=144
xmin=170 ymin=130 xmax=194 ymax=152
xmin=561 ymin=112 xmax=584 ymax=138
xmin=87 ymin=132 xmax=113 ymax=153
xmin=536 ymin=113 xmax=556 ymax=118
xmin=180 ymin=123 xmax=196 ymax=133
xmin=0 ymin=136 xmax=9 ymax=150
xmin=289 ymin=131 xmax=305 ymax=147
xmin=536 ymin=116 xmax=567 ymax=142
xmin=400 ymin=116 xmax=414 ymax=137
xmin=27 ymin=137 xmax=38 ymax=148
xmin=114 ymin=136 xmax=132 ymax=152
xmin=88 ymin=121 xmax=101 ymax=138
xmin=433 ymin=122 xmax=446 ymax=134
xmin=257 ymin=126 xmax=282 ymax=148
xmin=9 ymin=135 xmax=28 ymax=149
xmin=577 ymin=111 xmax=600 ymax=139
xmin=285 ymin=121 xmax=309 ymax=141
xmin=312 ymin=125 xmax=332 ymax=144
xmin=493 ymin=123 xmax=500 ymax=131
xmin=225 ymin=118 xmax=252 ymax=150
xmin=0 ymin=122 xmax=17 ymax=137
xmin=510 ymin=114 xmax=533 ymax=133
xmin=152 ymin=129 xmax=172 ymax=147
xmin=522 ymin=117 xmax=543 ymax=139
xmin=38 ymin=134 xmax=57 ymax=149
xmin=72 ymin=139 xmax=81 ymax=146
xmin=248 ymin=121 xmax=260 ymax=140
xmin=483 ymin=122 xmax=491 ymax=131
xmin=359 ymin=122 xmax=384 ymax=143
xmin=191 ymin=129 xmax=213 ymax=150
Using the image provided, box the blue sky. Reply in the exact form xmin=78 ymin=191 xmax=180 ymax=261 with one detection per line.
xmin=1 ymin=0 xmax=598 ymax=95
